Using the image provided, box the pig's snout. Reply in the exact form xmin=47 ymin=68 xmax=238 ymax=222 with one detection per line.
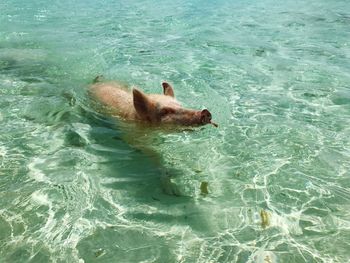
xmin=200 ymin=109 xmax=218 ymax=127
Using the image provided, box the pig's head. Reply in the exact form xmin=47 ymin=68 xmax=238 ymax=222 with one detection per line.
xmin=132 ymin=82 xmax=217 ymax=127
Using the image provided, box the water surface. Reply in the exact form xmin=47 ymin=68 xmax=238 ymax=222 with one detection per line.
xmin=1 ymin=0 xmax=350 ymax=262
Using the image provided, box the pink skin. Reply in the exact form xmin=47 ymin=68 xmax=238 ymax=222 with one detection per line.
xmin=90 ymin=81 xmax=217 ymax=127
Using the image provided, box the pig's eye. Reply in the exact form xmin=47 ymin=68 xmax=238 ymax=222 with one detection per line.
xmin=159 ymin=107 xmax=176 ymax=117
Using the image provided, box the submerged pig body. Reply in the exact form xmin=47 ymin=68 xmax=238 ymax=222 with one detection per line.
xmin=90 ymin=81 xmax=216 ymax=127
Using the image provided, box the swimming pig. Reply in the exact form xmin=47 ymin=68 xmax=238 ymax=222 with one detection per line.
xmin=90 ymin=80 xmax=217 ymax=127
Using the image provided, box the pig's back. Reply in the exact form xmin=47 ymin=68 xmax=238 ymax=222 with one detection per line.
xmin=90 ymin=82 xmax=137 ymax=119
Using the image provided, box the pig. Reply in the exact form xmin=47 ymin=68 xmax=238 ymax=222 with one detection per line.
xmin=89 ymin=80 xmax=218 ymax=128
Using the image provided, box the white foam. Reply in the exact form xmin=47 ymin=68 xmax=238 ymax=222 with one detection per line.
xmin=31 ymin=191 xmax=51 ymax=207
xmin=27 ymin=157 xmax=50 ymax=183
xmin=0 ymin=145 xmax=7 ymax=167
xmin=261 ymin=210 xmax=303 ymax=236
xmin=250 ymin=249 xmax=277 ymax=263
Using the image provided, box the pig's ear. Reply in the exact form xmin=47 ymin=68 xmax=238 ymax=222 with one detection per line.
xmin=133 ymin=88 xmax=152 ymax=118
xmin=162 ymin=82 xmax=175 ymax=97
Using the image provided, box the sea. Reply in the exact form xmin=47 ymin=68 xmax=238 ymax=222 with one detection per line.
xmin=1 ymin=0 xmax=350 ymax=262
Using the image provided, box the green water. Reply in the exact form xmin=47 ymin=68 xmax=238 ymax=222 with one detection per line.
xmin=1 ymin=0 xmax=350 ymax=262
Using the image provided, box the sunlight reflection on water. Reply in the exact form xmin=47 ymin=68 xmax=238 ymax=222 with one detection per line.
xmin=0 ymin=0 xmax=350 ymax=262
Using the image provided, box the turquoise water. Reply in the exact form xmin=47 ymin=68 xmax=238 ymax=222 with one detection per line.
xmin=1 ymin=0 xmax=350 ymax=262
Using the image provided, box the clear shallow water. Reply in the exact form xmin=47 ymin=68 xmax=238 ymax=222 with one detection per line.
xmin=1 ymin=0 xmax=350 ymax=262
